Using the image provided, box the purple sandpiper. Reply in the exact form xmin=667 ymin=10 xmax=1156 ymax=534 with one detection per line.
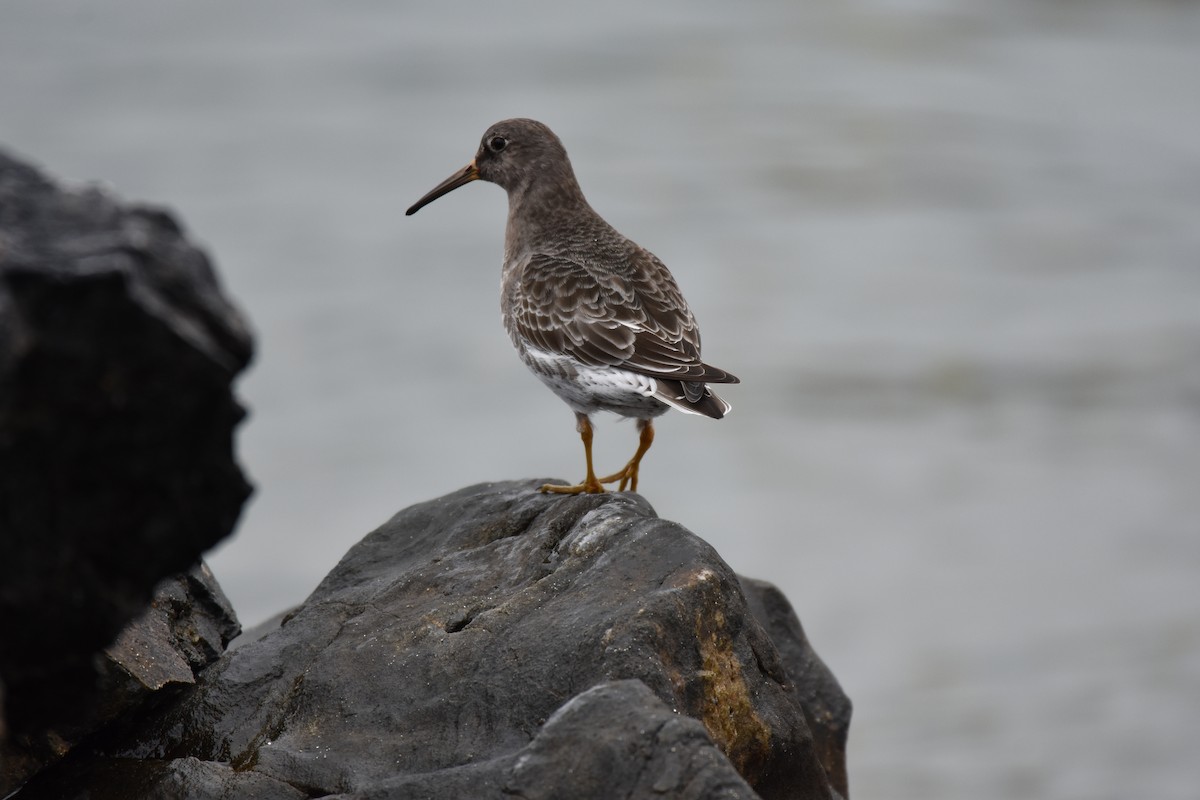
xmin=407 ymin=119 xmax=738 ymax=494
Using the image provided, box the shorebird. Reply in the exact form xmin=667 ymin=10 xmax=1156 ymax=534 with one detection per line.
xmin=406 ymin=119 xmax=738 ymax=494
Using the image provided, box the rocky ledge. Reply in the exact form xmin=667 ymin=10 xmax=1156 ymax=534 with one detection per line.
xmin=20 ymin=481 xmax=851 ymax=800
xmin=0 ymin=147 xmax=252 ymax=791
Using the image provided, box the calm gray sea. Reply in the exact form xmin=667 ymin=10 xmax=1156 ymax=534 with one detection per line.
xmin=3 ymin=2 xmax=1198 ymax=798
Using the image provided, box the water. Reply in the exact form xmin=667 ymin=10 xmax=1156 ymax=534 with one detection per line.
xmin=3 ymin=2 xmax=1198 ymax=798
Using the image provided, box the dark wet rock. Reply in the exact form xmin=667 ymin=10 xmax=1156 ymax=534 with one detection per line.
xmin=26 ymin=681 xmax=759 ymax=800
xmin=19 ymin=755 xmax=311 ymax=800
xmin=740 ymin=578 xmax=851 ymax=798
xmin=0 ymin=148 xmax=252 ymax=782
xmin=24 ymin=480 xmax=851 ymax=799
xmin=101 ymin=563 xmax=240 ymax=695
xmin=497 ymin=680 xmax=760 ymax=800
xmin=1 ymin=565 xmax=241 ymax=792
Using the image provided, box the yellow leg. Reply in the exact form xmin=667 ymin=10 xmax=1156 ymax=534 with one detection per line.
xmin=597 ymin=419 xmax=654 ymax=492
xmin=541 ymin=414 xmax=606 ymax=494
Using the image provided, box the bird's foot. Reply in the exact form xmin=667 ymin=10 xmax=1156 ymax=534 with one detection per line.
xmin=540 ymin=477 xmax=606 ymax=495
xmin=597 ymin=462 xmax=639 ymax=493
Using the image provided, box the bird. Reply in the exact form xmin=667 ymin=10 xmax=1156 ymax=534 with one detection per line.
xmin=406 ymin=118 xmax=738 ymax=495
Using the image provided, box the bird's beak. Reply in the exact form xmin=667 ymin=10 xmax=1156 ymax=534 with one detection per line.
xmin=406 ymin=161 xmax=480 ymax=216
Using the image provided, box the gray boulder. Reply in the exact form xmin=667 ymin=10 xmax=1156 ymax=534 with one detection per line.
xmin=0 ymin=148 xmax=252 ymax=781
xmin=1 ymin=564 xmax=240 ymax=791
xmin=24 ymin=481 xmax=850 ymax=799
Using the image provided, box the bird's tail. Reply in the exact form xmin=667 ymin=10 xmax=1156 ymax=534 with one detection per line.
xmin=654 ymin=379 xmax=733 ymax=419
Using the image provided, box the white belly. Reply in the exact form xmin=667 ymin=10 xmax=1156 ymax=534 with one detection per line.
xmin=519 ymin=347 xmax=669 ymax=419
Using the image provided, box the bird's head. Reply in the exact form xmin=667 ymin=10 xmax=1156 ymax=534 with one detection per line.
xmin=406 ymin=118 xmax=576 ymax=216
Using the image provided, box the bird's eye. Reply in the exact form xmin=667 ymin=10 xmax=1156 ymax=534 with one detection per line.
xmin=488 ymin=136 xmax=508 ymax=153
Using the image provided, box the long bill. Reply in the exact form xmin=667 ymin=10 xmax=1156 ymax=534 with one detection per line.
xmin=405 ymin=161 xmax=480 ymax=216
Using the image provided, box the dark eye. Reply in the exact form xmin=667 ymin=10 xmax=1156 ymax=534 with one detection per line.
xmin=487 ymin=136 xmax=508 ymax=153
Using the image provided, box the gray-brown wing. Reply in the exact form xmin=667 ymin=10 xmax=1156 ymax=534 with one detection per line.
xmin=505 ymin=251 xmax=738 ymax=385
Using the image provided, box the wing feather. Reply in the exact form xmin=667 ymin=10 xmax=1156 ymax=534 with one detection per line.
xmin=504 ymin=250 xmax=739 ymax=385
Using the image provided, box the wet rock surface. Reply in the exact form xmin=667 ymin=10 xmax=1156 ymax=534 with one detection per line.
xmin=1 ymin=565 xmax=241 ymax=792
xmin=0 ymin=148 xmax=252 ymax=787
xmin=101 ymin=564 xmax=240 ymax=696
xmin=24 ymin=481 xmax=851 ymax=799
xmin=740 ymin=578 xmax=851 ymax=797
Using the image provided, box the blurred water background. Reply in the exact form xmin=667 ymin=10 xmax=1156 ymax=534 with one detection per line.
xmin=3 ymin=2 xmax=1199 ymax=798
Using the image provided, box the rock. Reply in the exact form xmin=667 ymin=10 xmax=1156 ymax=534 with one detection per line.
xmin=101 ymin=563 xmax=240 ymax=695
xmin=498 ymin=680 xmax=760 ymax=800
xmin=18 ymin=755 xmax=312 ymax=800
xmin=1 ymin=564 xmax=241 ymax=792
xmin=0 ymin=149 xmax=252 ymax=773
xmin=23 ymin=480 xmax=851 ymax=799
xmin=25 ymin=681 xmax=760 ymax=800
xmin=740 ymin=579 xmax=851 ymax=798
